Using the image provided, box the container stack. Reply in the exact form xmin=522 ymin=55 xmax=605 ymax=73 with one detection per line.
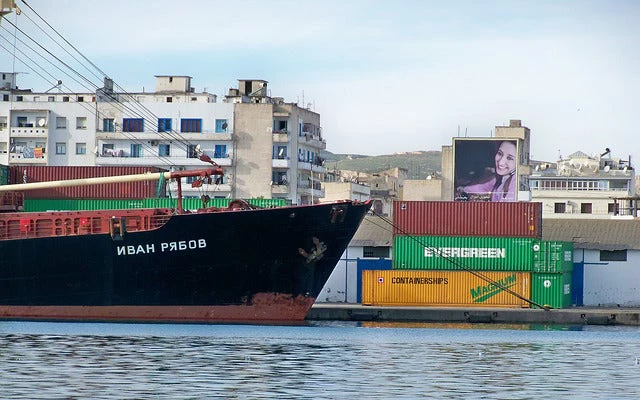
xmin=8 ymin=166 xmax=167 ymax=199
xmin=362 ymin=201 xmax=573 ymax=309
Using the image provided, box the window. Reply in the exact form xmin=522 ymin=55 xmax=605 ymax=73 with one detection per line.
xmin=158 ymin=144 xmax=170 ymax=157
xmin=63 ymin=96 xmax=69 ymax=102
xmin=166 ymin=97 xmax=172 ymax=103
xmin=17 ymin=116 xmax=27 ymax=127
xmin=215 ymin=119 xmax=228 ymax=133
xmin=272 ymin=171 xmax=288 ymax=185
xmin=187 ymin=144 xmax=198 ymax=158
xmin=608 ymin=203 xmax=618 ymax=214
xmin=0 ymin=142 xmax=6 ymax=153
xmin=363 ymin=246 xmax=391 ymax=258
xmin=180 ymin=118 xmax=202 ymax=133
xmin=274 ymin=146 xmax=287 ymax=159
xmin=554 ymin=202 xmax=566 ymax=213
xmin=56 ymin=117 xmax=67 ymax=129
xmin=274 ymin=120 xmax=287 ymax=133
xmin=0 ymin=116 xmax=7 ymax=129
xmin=158 ymin=118 xmax=172 ymax=132
xmin=103 ymin=118 xmax=114 ymax=132
xmin=16 ymin=95 xmax=23 ymax=102
xmin=55 ymin=142 xmax=66 ymax=155
xmin=214 ymin=144 xmax=227 ymax=158
xmin=76 ymin=143 xmax=86 ymax=155
xmin=580 ymin=203 xmax=592 ymax=214
xmin=76 ymin=117 xmax=87 ymax=129
xmin=123 ymin=118 xmax=144 ymax=132
xmin=77 ymin=96 xmax=84 ymax=102
xmin=102 ymin=143 xmax=114 ymax=156
xmin=2 ymin=94 xmax=8 ymax=101
xmin=600 ymin=250 xmax=627 ymax=262
xmin=130 ymin=143 xmax=142 ymax=158
xmin=48 ymin=96 xmax=55 ymax=102
xmin=33 ymin=96 xmax=40 ymax=102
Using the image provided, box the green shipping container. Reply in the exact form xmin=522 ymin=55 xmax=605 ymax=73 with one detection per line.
xmin=23 ymin=199 xmax=145 ymax=212
xmin=531 ymin=272 xmax=572 ymax=309
xmin=393 ymin=236 xmax=536 ymax=271
xmin=24 ymin=197 xmax=287 ymax=212
xmin=0 ymin=164 xmax=8 ymax=185
xmin=532 ymin=241 xmax=573 ymax=273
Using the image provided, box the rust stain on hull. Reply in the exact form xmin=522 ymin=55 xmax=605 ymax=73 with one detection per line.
xmin=0 ymin=293 xmax=317 ymax=324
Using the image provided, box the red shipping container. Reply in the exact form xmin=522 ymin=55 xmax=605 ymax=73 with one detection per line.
xmin=392 ymin=201 xmax=542 ymax=238
xmin=8 ymin=166 xmax=167 ymax=199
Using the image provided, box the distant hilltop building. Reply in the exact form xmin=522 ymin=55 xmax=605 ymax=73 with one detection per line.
xmin=0 ymin=74 xmax=326 ymax=205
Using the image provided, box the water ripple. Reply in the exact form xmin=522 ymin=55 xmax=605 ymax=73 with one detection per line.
xmin=1 ymin=322 xmax=639 ymax=399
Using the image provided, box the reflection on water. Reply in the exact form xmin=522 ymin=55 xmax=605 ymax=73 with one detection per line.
xmin=1 ymin=321 xmax=639 ymax=399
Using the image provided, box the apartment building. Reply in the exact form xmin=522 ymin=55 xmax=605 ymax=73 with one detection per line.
xmin=0 ymin=74 xmax=326 ymax=204
xmin=530 ymin=149 xmax=636 ymax=218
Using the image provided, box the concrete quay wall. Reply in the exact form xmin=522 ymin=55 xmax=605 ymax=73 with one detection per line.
xmin=308 ymin=304 xmax=640 ymax=326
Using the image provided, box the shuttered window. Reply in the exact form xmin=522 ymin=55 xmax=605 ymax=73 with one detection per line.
xmin=123 ymin=118 xmax=144 ymax=132
xmin=181 ymin=118 xmax=202 ymax=133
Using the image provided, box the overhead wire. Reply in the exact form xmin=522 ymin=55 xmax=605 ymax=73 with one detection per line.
xmin=4 ymin=2 xmax=220 ymax=169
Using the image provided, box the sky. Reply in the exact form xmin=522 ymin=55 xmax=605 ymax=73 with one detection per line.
xmin=1 ymin=0 xmax=639 ymax=163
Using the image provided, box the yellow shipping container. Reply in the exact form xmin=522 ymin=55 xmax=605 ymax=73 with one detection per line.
xmin=362 ymin=270 xmax=531 ymax=308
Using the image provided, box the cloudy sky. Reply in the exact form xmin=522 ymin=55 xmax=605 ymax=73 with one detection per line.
xmin=1 ymin=0 xmax=638 ymax=162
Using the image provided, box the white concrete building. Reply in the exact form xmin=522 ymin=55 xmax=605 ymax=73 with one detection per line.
xmin=0 ymin=75 xmax=327 ymax=204
xmin=530 ymin=150 xmax=635 ymax=218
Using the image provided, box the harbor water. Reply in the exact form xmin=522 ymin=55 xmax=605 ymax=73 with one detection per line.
xmin=1 ymin=321 xmax=640 ymax=399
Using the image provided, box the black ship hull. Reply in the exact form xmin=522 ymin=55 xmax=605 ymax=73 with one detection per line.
xmin=0 ymin=201 xmax=371 ymax=323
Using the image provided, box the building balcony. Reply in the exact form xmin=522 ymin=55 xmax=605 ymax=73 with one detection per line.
xmin=271 ymin=184 xmax=289 ymax=194
xmin=272 ymin=131 xmax=289 ymax=143
xmin=168 ymin=181 xmax=232 ymax=195
xmin=96 ymin=131 xmax=233 ymax=141
xmin=10 ymin=127 xmax=48 ymax=137
xmin=300 ymin=133 xmax=326 ymax=150
xmin=297 ymin=185 xmax=325 ymax=198
xmin=272 ymin=158 xmax=291 ymax=168
xmin=9 ymin=153 xmax=47 ymax=163
xmin=297 ymin=161 xmax=325 ymax=173
xmin=95 ymin=155 xmax=233 ymax=167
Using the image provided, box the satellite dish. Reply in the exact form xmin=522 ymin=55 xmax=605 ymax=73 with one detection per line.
xmin=195 ymin=144 xmax=201 ymax=153
xmin=37 ymin=118 xmax=46 ymax=127
xmin=604 ymin=165 xmax=610 ymax=172
xmin=278 ymin=148 xmax=284 ymax=157
xmin=222 ymin=122 xmax=228 ymax=130
xmin=535 ymin=165 xmax=540 ymax=171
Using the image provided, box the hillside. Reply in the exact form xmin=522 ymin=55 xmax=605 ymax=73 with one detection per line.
xmin=320 ymin=150 xmax=442 ymax=180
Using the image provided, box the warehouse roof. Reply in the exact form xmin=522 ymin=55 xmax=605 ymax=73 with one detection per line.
xmin=542 ymin=218 xmax=640 ymax=251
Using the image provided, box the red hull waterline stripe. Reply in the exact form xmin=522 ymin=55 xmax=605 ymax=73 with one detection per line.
xmin=0 ymin=294 xmax=317 ymax=323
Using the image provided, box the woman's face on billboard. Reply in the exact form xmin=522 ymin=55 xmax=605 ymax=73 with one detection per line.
xmin=495 ymin=141 xmax=517 ymax=176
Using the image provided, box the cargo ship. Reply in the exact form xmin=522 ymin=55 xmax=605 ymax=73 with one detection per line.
xmin=0 ymin=168 xmax=371 ymax=323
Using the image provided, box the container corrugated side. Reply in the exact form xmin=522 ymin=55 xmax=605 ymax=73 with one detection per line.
xmin=0 ymin=164 xmax=8 ymax=185
xmin=531 ymin=272 xmax=572 ymax=309
xmin=362 ymin=270 xmax=531 ymax=307
xmin=532 ymin=241 xmax=574 ymax=273
xmin=23 ymin=199 xmax=145 ymax=212
xmin=392 ymin=201 xmax=542 ymax=238
xmin=24 ymin=197 xmax=287 ymax=212
xmin=9 ymin=166 xmax=166 ymax=199
xmin=393 ymin=235 xmax=535 ymax=271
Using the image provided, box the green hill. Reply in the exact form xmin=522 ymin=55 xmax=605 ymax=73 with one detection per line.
xmin=320 ymin=150 xmax=442 ymax=180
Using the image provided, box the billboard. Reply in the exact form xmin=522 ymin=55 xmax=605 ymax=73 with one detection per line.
xmin=453 ymin=138 xmax=518 ymax=202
